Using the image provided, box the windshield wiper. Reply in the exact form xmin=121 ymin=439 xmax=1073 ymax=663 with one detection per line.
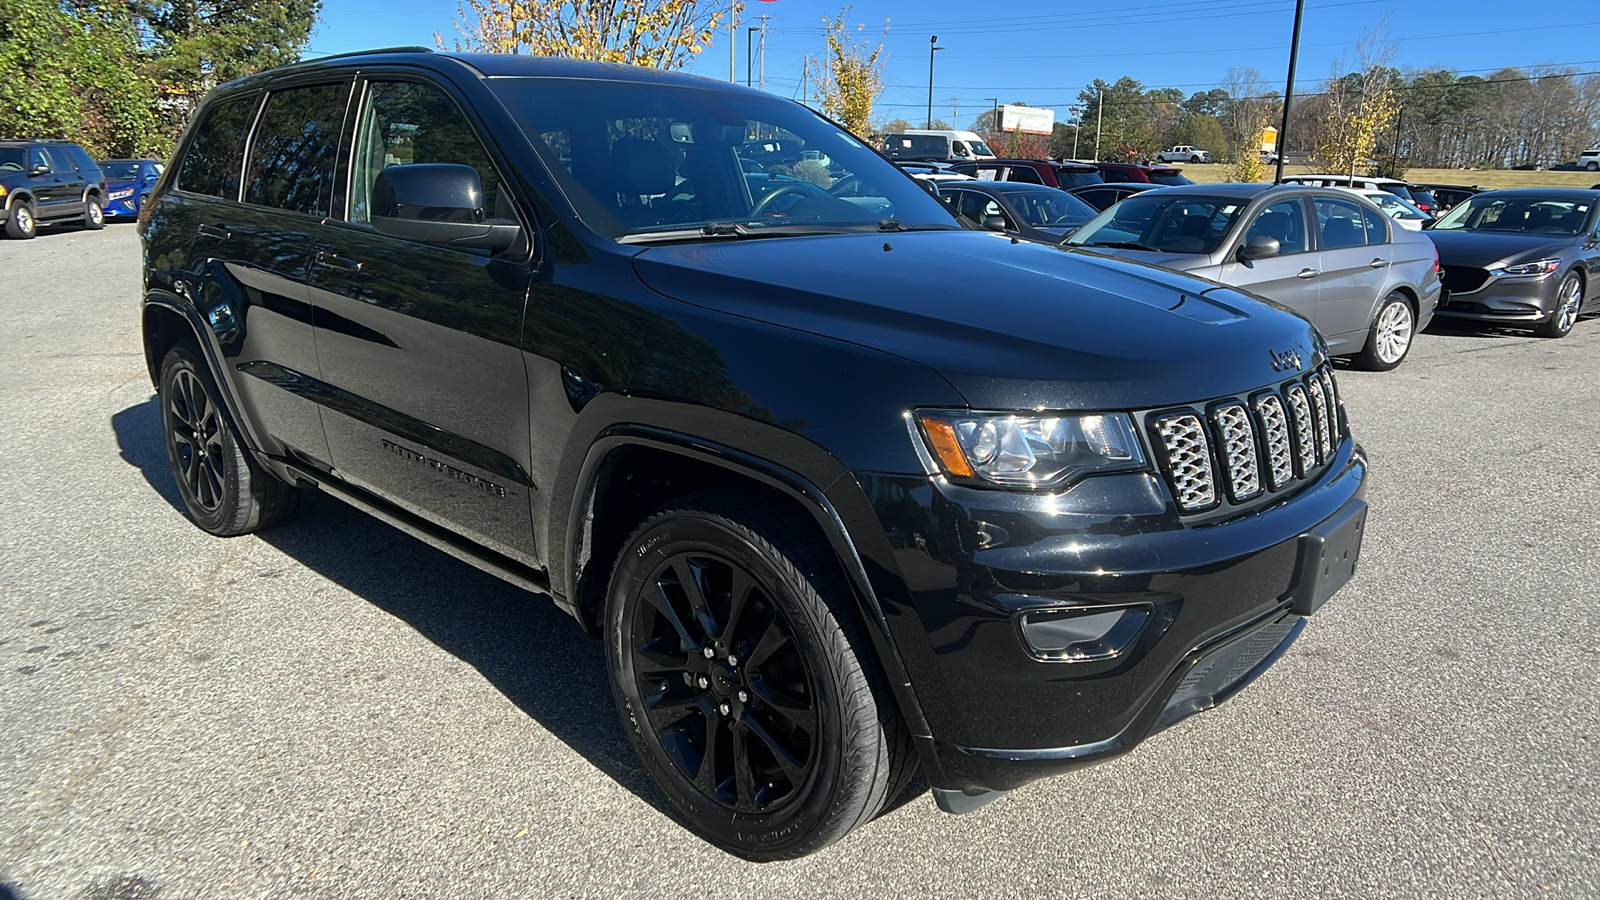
xmin=618 ymin=222 xmax=843 ymax=245
xmin=878 ymin=218 xmax=910 ymax=232
xmin=1078 ymin=240 xmax=1159 ymax=251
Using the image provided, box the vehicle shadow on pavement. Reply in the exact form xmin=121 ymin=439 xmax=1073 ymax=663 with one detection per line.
xmin=108 ymin=397 xmax=677 ymax=822
xmin=112 ymin=396 xmax=185 ymax=513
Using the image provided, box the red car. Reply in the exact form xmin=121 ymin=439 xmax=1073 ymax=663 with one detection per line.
xmin=947 ymin=158 xmax=1104 ymax=190
xmin=1094 ymin=162 xmax=1194 ymax=186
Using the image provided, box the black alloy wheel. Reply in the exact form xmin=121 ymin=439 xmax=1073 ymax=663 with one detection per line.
xmin=605 ymin=493 xmax=913 ymax=859
xmin=158 ymin=341 xmax=298 ymax=535
xmin=5 ymin=202 xmax=35 ymax=239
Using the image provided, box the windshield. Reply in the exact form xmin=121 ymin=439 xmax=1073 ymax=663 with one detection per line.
xmin=1377 ymin=183 xmax=1415 ymax=202
xmin=1005 ymin=188 xmax=1097 ymax=230
xmin=0 ymin=148 xmax=24 ymax=171
xmin=1148 ymin=172 xmax=1193 ymax=186
xmin=1067 ymin=194 xmax=1247 ymax=255
xmin=967 ymin=139 xmax=995 ymax=157
xmin=101 ymin=161 xmax=142 ymax=180
xmin=1366 ymin=193 xmax=1427 ymax=220
xmin=1433 ymin=194 xmax=1593 ymax=236
xmin=490 ymin=79 xmax=959 ymax=240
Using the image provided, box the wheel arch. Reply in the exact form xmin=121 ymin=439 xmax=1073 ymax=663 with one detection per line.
xmin=4 ymin=189 xmax=35 ymax=212
xmin=141 ymin=294 xmax=270 ymax=456
xmin=564 ymin=426 xmax=934 ymax=740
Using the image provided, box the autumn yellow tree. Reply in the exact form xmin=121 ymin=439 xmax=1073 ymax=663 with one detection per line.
xmin=807 ymin=9 xmax=887 ymax=139
xmin=436 ymin=0 xmax=738 ymax=69
xmin=1313 ymin=26 xmax=1402 ymax=177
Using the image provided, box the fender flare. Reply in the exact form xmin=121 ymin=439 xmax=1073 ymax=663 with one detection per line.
xmin=565 ymin=424 xmax=934 ymax=740
xmin=141 ymin=292 xmax=271 ymax=457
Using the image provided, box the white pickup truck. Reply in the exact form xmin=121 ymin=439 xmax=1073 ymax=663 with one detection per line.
xmin=1157 ymin=145 xmax=1210 ymax=163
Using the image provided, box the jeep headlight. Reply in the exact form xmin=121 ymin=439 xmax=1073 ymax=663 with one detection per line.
xmin=913 ymin=410 xmax=1146 ymax=488
xmin=1494 ymin=259 xmax=1559 ymax=277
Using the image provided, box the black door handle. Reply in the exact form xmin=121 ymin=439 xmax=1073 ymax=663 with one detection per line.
xmin=196 ymin=223 xmax=229 ymax=240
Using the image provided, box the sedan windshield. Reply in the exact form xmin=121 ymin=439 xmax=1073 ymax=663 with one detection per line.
xmin=101 ymin=161 xmax=142 ymax=180
xmin=1066 ymin=194 xmax=1248 ymax=255
xmin=1433 ymin=195 xmax=1593 ymax=235
xmin=1005 ymin=188 xmax=1097 ymax=230
xmin=489 ymin=78 xmax=959 ymax=240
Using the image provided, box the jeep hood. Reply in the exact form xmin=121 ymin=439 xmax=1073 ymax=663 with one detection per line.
xmin=631 ymin=230 xmax=1324 ymax=410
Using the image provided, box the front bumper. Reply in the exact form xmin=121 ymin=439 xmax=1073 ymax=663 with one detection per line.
xmin=859 ymin=437 xmax=1367 ymax=799
xmin=1434 ymin=270 xmax=1559 ymax=322
xmin=104 ymin=194 xmax=140 ymax=218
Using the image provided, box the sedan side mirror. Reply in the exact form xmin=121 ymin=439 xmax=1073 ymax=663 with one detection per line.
xmin=372 ymin=163 xmax=522 ymax=253
xmin=982 ymin=215 xmax=1008 ymax=232
xmin=1237 ymin=235 xmax=1280 ymax=261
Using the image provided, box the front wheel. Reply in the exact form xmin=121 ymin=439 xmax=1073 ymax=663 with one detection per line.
xmin=1587 ymin=161 xmax=1598 ymax=171
xmin=1534 ymin=273 xmax=1583 ymax=338
xmin=83 ymin=197 xmax=104 ymax=230
xmin=604 ymin=492 xmax=914 ymax=860
xmin=158 ymin=341 xmax=298 ymax=535
xmin=1355 ymin=292 xmax=1416 ymax=371
xmin=5 ymin=202 xmax=36 ymax=239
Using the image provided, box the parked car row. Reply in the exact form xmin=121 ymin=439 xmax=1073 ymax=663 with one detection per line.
xmin=1 ymin=139 xmax=166 ymax=239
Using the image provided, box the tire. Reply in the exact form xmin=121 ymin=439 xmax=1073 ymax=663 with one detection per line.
xmin=5 ymin=202 xmax=36 ymax=239
xmin=604 ymin=491 xmax=915 ymax=860
xmin=83 ymin=196 xmax=105 ymax=230
xmin=158 ymin=341 xmax=298 ymax=535
xmin=1191 ymin=155 xmax=1202 ymax=163
xmin=1355 ymin=291 xmax=1416 ymax=371
xmin=1587 ymin=161 xmax=1598 ymax=171
xmin=1534 ymin=273 xmax=1583 ymax=338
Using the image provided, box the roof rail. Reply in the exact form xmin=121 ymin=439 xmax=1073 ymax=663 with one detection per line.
xmin=306 ymin=46 xmax=433 ymax=61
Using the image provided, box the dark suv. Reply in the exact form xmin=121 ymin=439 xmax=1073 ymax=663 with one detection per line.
xmin=139 ymin=50 xmax=1368 ymax=860
xmin=0 ymin=139 xmax=108 ymax=238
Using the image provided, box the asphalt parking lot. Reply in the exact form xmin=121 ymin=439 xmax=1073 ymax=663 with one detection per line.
xmin=2 ymin=224 xmax=1596 ymax=899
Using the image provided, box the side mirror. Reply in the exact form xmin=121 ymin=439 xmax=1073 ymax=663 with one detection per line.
xmin=1420 ymin=218 xmax=1435 ymax=230
xmin=29 ymin=164 xmax=50 ymax=177
xmin=1238 ymin=235 xmax=1280 ymax=261
xmin=982 ymin=215 xmax=1008 ymax=232
xmin=371 ymin=163 xmax=522 ymax=253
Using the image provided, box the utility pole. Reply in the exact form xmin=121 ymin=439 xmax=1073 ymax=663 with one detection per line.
xmin=802 ymin=55 xmax=810 ymax=107
xmin=1274 ymin=0 xmax=1306 ymax=183
xmin=757 ymin=14 xmax=769 ymax=92
xmin=746 ymin=27 xmax=757 ymax=88
xmin=926 ymin=35 xmax=943 ymax=129
xmin=986 ymin=97 xmax=999 ymax=133
xmin=728 ymin=0 xmax=737 ymax=82
xmin=1093 ymin=89 xmax=1103 ymax=160
xmin=1390 ymin=101 xmax=1405 ymax=177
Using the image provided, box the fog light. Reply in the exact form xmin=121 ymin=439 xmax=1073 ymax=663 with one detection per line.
xmin=1018 ymin=605 xmax=1150 ymax=662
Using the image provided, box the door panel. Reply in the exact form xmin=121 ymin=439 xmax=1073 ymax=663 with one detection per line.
xmin=1222 ymin=196 xmax=1319 ymax=321
xmin=1314 ymin=197 xmax=1391 ymax=347
xmin=311 ymin=77 xmax=536 ymax=562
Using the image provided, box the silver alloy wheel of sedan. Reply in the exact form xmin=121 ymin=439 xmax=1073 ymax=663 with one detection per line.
xmin=1536 ymin=274 xmax=1583 ymax=338
xmin=1375 ymin=299 xmax=1414 ymax=364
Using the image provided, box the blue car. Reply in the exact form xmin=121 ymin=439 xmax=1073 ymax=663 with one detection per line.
xmin=98 ymin=159 xmax=163 ymax=219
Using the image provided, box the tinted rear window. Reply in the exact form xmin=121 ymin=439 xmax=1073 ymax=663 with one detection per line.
xmin=1056 ymin=168 xmax=1102 ymax=189
xmin=1378 ymin=183 xmax=1414 ymax=201
xmin=1149 ymin=172 xmax=1193 ymax=186
xmin=0 ymin=148 xmax=23 ymax=171
xmin=62 ymin=144 xmax=98 ymax=173
xmin=179 ymin=95 xmax=259 ymax=199
xmin=243 ymin=83 xmax=349 ymax=216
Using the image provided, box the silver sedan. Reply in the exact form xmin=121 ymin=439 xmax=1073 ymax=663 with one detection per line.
xmin=1065 ymin=183 xmax=1443 ymax=371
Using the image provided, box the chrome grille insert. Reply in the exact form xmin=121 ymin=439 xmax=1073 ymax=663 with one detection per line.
xmin=1213 ymin=404 xmax=1261 ymax=500
xmin=1307 ymin=377 xmax=1332 ymax=461
xmin=1155 ymin=414 xmax=1216 ymax=511
xmin=1317 ymin=369 xmax=1340 ymax=446
xmin=1254 ymin=393 xmax=1294 ymax=490
xmin=1286 ymin=385 xmax=1316 ymax=475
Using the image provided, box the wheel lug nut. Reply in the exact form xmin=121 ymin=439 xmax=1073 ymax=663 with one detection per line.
xmin=702 ymin=646 xmax=716 ymax=659
xmin=697 ymin=675 xmax=709 ymax=690
xmin=719 ymin=702 xmax=731 ymax=717
xmin=727 ymin=655 xmax=738 ymax=667
xmin=737 ymin=690 xmax=748 ymax=703
xmin=682 ymin=672 xmax=693 ymax=686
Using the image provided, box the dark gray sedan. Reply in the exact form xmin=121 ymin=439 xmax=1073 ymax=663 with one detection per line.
xmin=1427 ymin=188 xmax=1600 ymax=338
xmin=936 ymin=180 xmax=1097 ymax=243
xmin=1065 ymin=183 xmax=1442 ymax=371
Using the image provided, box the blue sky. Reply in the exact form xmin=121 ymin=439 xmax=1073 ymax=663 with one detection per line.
xmin=307 ymin=0 xmax=1598 ymax=127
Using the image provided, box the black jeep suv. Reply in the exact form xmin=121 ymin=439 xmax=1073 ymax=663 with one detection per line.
xmin=138 ymin=50 xmax=1368 ymax=859
xmin=0 ymin=139 xmax=108 ymax=238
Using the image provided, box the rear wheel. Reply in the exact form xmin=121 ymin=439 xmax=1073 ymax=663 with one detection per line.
xmin=82 ymin=197 xmax=105 ymax=230
xmin=158 ymin=341 xmax=298 ymax=535
xmin=1534 ymin=273 xmax=1583 ymax=338
xmin=1355 ymin=292 xmax=1416 ymax=371
xmin=604 ymin=492 xmax=914 ymax=860
xmin=5 ymin=202 xmax=35 ymax=239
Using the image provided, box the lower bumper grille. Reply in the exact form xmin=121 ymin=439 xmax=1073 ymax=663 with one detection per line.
xmin=1442 ymin=265 xmax=1490 ymax=294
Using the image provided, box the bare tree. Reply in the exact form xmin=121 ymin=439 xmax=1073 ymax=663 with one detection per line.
xmin=1313 ymin=24 xmax=1402 ymax=176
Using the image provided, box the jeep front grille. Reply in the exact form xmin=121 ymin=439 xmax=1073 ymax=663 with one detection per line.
xmin=1152 ymin=366 xmax=1343 ymax=514
xmin=1155 ymin=414 xmax=1216 ymax=510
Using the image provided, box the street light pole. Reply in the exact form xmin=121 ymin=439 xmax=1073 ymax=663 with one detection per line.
xmin=927 ymin=36 xmax=943 ymax=129
xmin=986 ymin=97 xmax=999 ymax=133
xmin=746 ymin=27 xmax=758 ymax=88
xmin=1093 ymin=89 xmax=1103 ymax=160
xmin=1274 ymin=0 xmax=1306 ymax=184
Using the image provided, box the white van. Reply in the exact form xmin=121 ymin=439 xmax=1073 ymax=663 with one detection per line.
xmin=881 ymin=130 xmax=996 ymax=162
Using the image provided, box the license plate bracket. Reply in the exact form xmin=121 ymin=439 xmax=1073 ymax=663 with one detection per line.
xmin=1292 ymin=499 xmax=1366 ymax=616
